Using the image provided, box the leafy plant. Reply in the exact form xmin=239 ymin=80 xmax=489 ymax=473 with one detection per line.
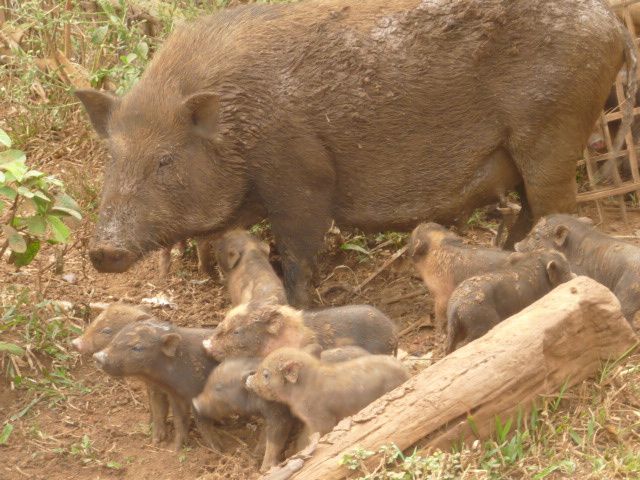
xmin=0 ymin=129 xmax=82 ymax=267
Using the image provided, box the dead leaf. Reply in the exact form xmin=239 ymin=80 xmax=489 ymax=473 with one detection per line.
xmin=53 ymin=50 xmax=91 ymax=89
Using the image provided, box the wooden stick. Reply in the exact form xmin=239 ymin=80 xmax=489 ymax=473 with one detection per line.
xmin=355 ymin=246 xmax=408 ymax=292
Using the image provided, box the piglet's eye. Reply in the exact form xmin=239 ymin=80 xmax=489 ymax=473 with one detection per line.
xmin=262 ymin=369 xmax=270 ymax=381
xmin=214 ymin=383 xmax=223 ymax=391
xmin=132 ymin=344 xmax=144 ymax=352
xmin=101 ymin=327 xmax=112 ymax=335
xmin=233 ymin=329 xmax=240 ymax=336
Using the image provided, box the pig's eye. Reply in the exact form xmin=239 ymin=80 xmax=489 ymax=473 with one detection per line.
xmin=100 ymin=327 xmax=112 ymax=335
xmin=262 ymin=369 xmax=270 ymax=381
xmin=132 ymin=344 xmax=144 ymax=352
xmin=158 ymin=154 xmax=173 ymax=168
xmin=233 ymin=329 xmax=240 ymax=336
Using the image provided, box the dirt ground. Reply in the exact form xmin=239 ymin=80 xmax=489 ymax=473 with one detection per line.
xmin=2 ymin=194 xmax=638 ymax=480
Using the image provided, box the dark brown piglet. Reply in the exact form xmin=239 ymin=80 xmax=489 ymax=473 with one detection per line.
xmin=515 ymin=214 xmax=640 ymax=326
xmin=203 ymin=303 xmax=397 ymax=361
xmin=215 ymin=230 xmax=287 ymax=306
xmin=71 ymin=304 xmax=170 ymax=444
xmin=408 ymin=222 xmax=511 ymax=330
xmin=93 ymin=320 xmax=219 ymax=451
xmin=192 ymin=357 xmax=294 ymax=472
xmin=446 ymin=249 xmax=574 ymax=353
xmin=246 ymin=347 xmax=409 ymax=437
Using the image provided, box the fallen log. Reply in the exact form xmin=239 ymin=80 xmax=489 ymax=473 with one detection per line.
xmin=265 ymin=276 xmax=637 ymax=480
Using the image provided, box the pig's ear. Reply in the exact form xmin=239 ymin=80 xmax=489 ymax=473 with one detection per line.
xmin=183 ymin=92 xmax=220 ymax=140
xmin=161 ymin=333 xmax=181 ymax=357
xmin=226 ymin=247 xmax=241 ymax=271
xmin=75 ymin=89 xmax=118 ymax=138
xmin=134 ymin=311 xmax=153 ymax=322
xmin=507 ymin=252 xmax=526 ymax=264
xmin=280 ymin=361 xmax=301 ymax=384
xmin=576 ymin=216 xmax=594 ymax=226
xmin=258 ymin=241 xmax=270 ymax=256
xmin=554 ymin=225 xmax=569 ymax=247
xmin=264 ymin=311 xmax=284 ymax=335
xmin=545 ymin=260 xmax=563 ymax=285
xmin=408 ymin=238 xmax=429 ymax=259
xmin=303 ymin=343 xmax=323 ymax=359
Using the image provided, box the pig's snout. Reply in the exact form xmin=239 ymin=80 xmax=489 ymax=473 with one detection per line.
xmin=89 ymin=244 xmax=138 ymax=273
xmin=245 ymin=373 xmax=256 ymax=390
xmin=93 ymin=350 xmax=108 ymax=366
xmin=71 ymin=337 xmax=85 ymax=353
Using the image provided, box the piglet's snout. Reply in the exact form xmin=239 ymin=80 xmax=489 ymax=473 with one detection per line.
xmin=71 ymin=337 xmax=83 ymax=352
xmin=93 ymin=351 xmax=107 ymax=366
xmin=245 ymin=374 xmax=255 ymax=390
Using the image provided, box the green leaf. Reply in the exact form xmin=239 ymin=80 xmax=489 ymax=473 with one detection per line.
xmin=0 ymin=424 xmax=13 ymax=445
xmin=0 ymin=342 xmax=25 ymax=356
xmin=53 ymin=193 xmax=82 ymax=219
xmin=340 ymin=242 xmax=371 ymax=256
xmin=22 ymin=216 xmax=47 ymax=236
xmin=91 ymin=25 xmax=109 ymax=45
xmin=46 ymin=215 xmax=71 ymax=243
xmin=0 ymin=156 xmax=28 ymax=182
xmin=106 ymin=461 xmax=122 ymax=470
xmin=136 ymin=41 xmax=149 ymax=60
xmin=32 ymin=190 xmax=51 ymax=202
xmin=0 ymin=149 xmax=26 ymax=164
xmin=0 ymin=171 xmax=5 ymax=183
xmin=11 ymin=239 xmax=40 ymax=267
xmin=0 ymin=186 xmax=17 ymax=201
xmin=22 ymin=169 xmax=45 ymax=180
xmin=2 ymin=225 xmax=27 ymax=253
xmin=16 ymin=186 xmax=35 ymax=198
xmin=0 ymin=129 xmax=11 ymax=148
xmin=51 ymin=206 xmax=82 ymax=220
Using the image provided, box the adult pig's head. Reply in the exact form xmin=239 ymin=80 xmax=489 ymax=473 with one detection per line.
xmin=76 ymin=86 xmax=248 ymax=273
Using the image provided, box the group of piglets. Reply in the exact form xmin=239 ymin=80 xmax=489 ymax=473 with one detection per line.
xmin=72 ymin=230 xmax=407 ymax=472
xmin=409 ymin=214 xmax=640 ymax=353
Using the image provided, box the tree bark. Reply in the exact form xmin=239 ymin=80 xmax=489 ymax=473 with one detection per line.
xmin=265 ymin=277 xmax=637 ymax=480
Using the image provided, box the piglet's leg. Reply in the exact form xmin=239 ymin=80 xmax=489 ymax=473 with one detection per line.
xmin=147 ymin=384 xmax=169 ymax=445
xmin=169 ymin=396 xmax=191 ymax=451
xmin=158 ymin=247 xmax=172 ymax=277
xmin=260 ymin=407 xmax=294 ymax=473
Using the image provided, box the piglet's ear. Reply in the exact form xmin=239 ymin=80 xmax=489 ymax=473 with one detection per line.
xmin=161 ymin=333 xmax=181 ymax=357
xmin=507 ymin=251 xmax=525 ymax=264
xmin=264 ymin=311 xmax=284 ymax=335
xmin=135 ymin=312 xmax=153 ymax=322
xmin=258 ymin=241 xmax=270 ymax=256
xmin=554 ymin=225 xmax=569 ymax=247
xmin=226 ymin=247 xmax=241 ymax=271
xmin=545 ymin=260 xmax=562 ymax=285
xmin=75 ymin=89 xmax=118 ymax=138
xmin=183 ymin=92 xmax=220 ymax=140
xmin=576 ymin=216 xmax=594 ymax=226
xmin=280 ymin=361 xmax=301 ymax=384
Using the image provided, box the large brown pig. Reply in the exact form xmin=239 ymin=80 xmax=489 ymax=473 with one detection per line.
xmin=446 ymin=250 xmax=574 ymax=353
xmin=246 ymin=347 xmax=409 ymax=437
xmin=215 ymin=230 xmax=287 ymax=306
xmin=408 ymin=222 xmax=511 ymax=331
xmin=515 ymin=214 xmax=640 ymax=324
xmin=93 ymin=320 xmax=219 ymax=451
xmin=192 ymin=357 xmax=295 ymax=472
xmin=76 ymin=0 xmax=636 ymax=307
xmin=71 ymin=304 xmax=172 ymax=445
xmin=203 ymin=303 xmax=397 ymax=360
